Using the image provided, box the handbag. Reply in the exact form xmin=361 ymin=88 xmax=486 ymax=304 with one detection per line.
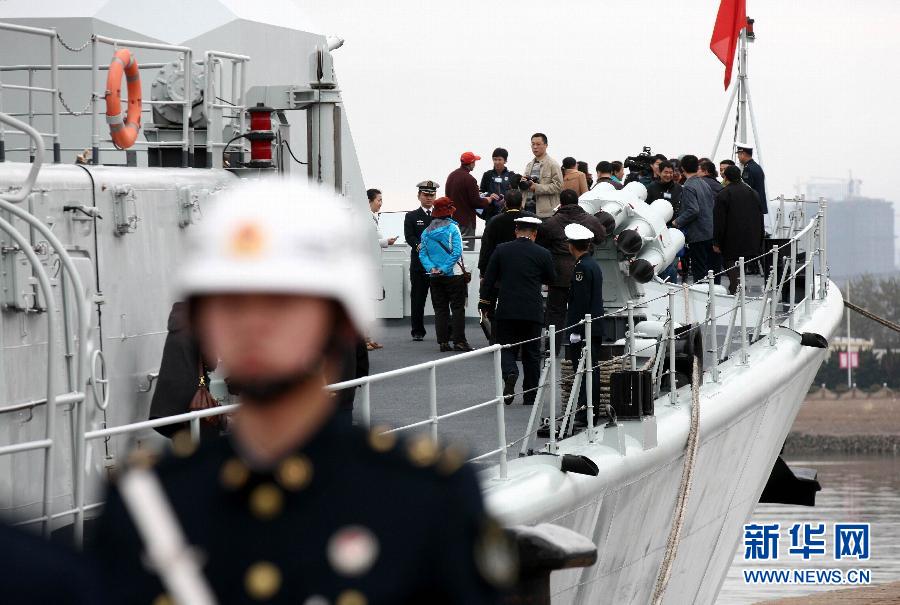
xmin=188 ymin=357 xmax=223 ymax=429
xmin=436 ymin=237 xmax=472 ymax=284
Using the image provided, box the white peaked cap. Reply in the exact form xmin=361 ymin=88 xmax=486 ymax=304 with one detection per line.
xmin=176 ymin=177 xmax=377 ymax=336
xmin=564 ymin=223 xmax=595 ymax=241
xmin=514 ymin=216 xmax=543 ymax=226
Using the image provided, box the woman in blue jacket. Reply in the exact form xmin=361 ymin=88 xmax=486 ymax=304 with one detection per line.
xmin=419 ymin=197 xmax=471 ymax=352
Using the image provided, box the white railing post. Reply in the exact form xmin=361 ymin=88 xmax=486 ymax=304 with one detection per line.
xmin=707 ymin=271 xmax=719 ymax=383
xmin=768 ymin=245 xmax=778 ymax=346
xmin=359 ymin=382 xmax=371 ymax=428
xmin=548 ymin=326 xmax=557 ymax=454
xmin=493 ymin=346 xmax=508 ymax=479
xmin=668 ymin=290 xmax=677 ymax=405
xmin=788 ymin=237 xmax=797 ymax=329
xmin=775 ymin=195 xmax=784 ymax=237
xmin=49 ymin=30 xmax=60 ymax=163
xmin=819 ymin=198 xmax=828 ymax=298
xmin=585 ymin=313 xmax=594 ymax=442
xmin=91 ymin=35 xmax=100 ymax=164
xmin=190 ymin=417 xmax=201 ymax=444
xmin=804 ymin=228 xmax=814 ymax=315
xmin=182 ymin=49 xmax=192 ymax=168
xmin=204 ymin=53 xmax=215 ymax=169
xmin=627 ymin=302 xmax=636 ymax=371
xmin=429 ymin=365 xmax=438 ymax=444
xmin=738 ymin=257 xmax=749 ymax=364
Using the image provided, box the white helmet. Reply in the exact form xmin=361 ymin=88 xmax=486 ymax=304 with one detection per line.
xmin=177 ymin=177 xmax=377 ymax=336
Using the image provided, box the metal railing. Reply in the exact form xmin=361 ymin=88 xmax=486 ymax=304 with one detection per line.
xmin=203 ymin=51 xmax=250 ymax=169
xmin=91 ymin=35 xmax=193 ymax=167
xmin=0 ymin=166 xmax=829 ymax=545
xmin=0 ymin=111 xmax=90 ymax=540
xmin=0 ymin=23 xmax=61 ymax=163
xmin=0 ymin=22 xmax=253 ymax=168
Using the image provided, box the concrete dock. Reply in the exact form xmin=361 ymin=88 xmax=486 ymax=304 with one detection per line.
xmin=784 ymin=388 xmax=900 ymax=455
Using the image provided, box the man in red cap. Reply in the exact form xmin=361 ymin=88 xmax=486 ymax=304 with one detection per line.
xmin=446 ymin=151 xmax=492 ymax=250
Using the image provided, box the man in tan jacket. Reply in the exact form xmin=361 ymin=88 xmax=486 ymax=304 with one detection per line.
xmin=523 ymin=133 xmax=563 ymax=218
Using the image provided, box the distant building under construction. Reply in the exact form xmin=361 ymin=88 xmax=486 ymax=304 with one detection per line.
xmin=803 ymin=178 xmax=897 ymax=279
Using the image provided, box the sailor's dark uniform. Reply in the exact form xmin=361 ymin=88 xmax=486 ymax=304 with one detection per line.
xmin=565 ymin=253 xmax=604 ymax=421
xmin=92 ymin=416 xmax=514 ymax=604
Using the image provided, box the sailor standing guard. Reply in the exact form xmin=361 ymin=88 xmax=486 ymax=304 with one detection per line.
xmin=564 ymin=223 xmax=605 ymax=426
xmin=92 ymin=179 xmax=515 ymax=605
xmin=404 ymin=181 xmax=438 ymax=341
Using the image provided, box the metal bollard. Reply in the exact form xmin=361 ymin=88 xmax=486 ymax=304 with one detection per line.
xmin=501 ymin=524 xmax=598 ymax=605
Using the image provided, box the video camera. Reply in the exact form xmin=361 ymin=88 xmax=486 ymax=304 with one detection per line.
xmin=623 ymin=146 xmax=654 ymax=184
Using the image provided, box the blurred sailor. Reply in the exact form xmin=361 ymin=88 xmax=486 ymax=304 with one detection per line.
xmin=479 ymin=216 xmax=555 ymax=405
xmin=93 ymin=178 xmax=514 ymax=605
xmin=404 ymin=180 xmax=438 ymax=341
xmin=564 ymin=223 xmax=605 ymax=425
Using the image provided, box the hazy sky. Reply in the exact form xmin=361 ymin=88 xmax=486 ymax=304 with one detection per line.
xmin=311 ymin=0 xmax=900 ymax=217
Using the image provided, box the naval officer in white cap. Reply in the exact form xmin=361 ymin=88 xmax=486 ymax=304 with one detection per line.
xmin=479 ymin=216 xmax=555 ymax=405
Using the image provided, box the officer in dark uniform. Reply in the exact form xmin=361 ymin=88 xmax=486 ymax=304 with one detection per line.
xmin=736 ymin=143 xmax=768 ymax=217
xmin=564 ymin=224 xmax=605 ymax=425
xmin=479 ymin=216 xmax=555 ymax=405
xmin=404 ymin=180 xmax=438 ymax=341
xmin=92 ymin=180 xmax=514 ymax=605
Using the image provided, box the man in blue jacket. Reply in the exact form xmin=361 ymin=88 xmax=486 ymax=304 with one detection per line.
xmin=672 ymin=155 xmax=721 ymax=283
xmin=479 ymin=217 xmax=555 ymax=405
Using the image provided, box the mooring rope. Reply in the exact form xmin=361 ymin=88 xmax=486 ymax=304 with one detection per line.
xmin=651 ymin=355 xmax=701 ymax=605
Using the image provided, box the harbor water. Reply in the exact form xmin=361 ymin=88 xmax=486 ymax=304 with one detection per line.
xmin=717 ymin=454 xmax=900 ymax=604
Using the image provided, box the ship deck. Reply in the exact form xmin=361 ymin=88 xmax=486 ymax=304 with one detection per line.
xmin=361 ymin=318 xmax=541 ymax=461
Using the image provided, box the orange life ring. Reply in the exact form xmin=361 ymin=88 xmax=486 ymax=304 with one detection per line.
xmin=105 ymin=49 xmax=142 ymax=149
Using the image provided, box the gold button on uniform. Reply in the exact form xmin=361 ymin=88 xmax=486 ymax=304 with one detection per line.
xmin=220 ymin=458 xmax=250 ymax=490
xmin=406 ymin=436 xmax=439 ymax=467
xmin=336 ymin=589 xmax=367 ymax=605
xmin=367 ymin=426 xmax=396 ymax=453
xmin=437 ymin=444 xmax=467 ymax=476
xmin=277 ymin=455 xmax=312 ymax=491
xmin=244 ymin=561 xmax=281 ymax=600
xmin=171 ymin=429 xmax=198 ymax=458
xmin=249 ymin=483 xmax=283 ymax=520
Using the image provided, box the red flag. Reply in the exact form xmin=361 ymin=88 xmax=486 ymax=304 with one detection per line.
xmin=710 ymin=0 xmax=747 ymax=89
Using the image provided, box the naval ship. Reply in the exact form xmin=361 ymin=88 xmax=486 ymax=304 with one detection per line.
xmin=0 ymin=3 xmax=844 ymax=603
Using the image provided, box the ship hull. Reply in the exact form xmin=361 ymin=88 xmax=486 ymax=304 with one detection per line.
xmin=480 ymin=284 xmax=844 ymax=604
